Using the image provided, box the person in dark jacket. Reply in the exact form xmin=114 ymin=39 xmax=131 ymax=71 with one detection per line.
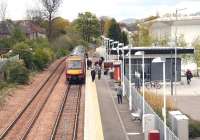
xmin=91 ymin=68 xmax=96 ymax=82
xmin=186 ymin=69 xmax=193 ymax=85
xmin=97 ymin=65 xmax=101 ymax=80
xmin=117 ymin=83 xmax=123 ymax=104
xmin=87 ymin=59 xmax=92 ymax=69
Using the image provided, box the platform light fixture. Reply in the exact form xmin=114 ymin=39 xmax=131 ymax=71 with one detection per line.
xmin=134 ymin=51 xmax=145 ymax=133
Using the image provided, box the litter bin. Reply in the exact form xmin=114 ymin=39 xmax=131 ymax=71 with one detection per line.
xmin=113 ymin=61 xmax=121 ymax=81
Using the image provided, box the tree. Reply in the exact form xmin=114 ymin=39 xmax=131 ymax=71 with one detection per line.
xmin=102 ymin=18 xmax=112 ymax=35
xmin=0 ymin=0 xmax=7 ymax=21
xmin=74 ymin=12 xmax=100 ymax=42
xmin=107 ymin=18 xmax=121 ymax=41
xmin=193 ymin=39 xmax=200 ymax=76
xmin=11 ymin=27 xmax=26 ymax=43
xmin=40 ymin=0 xmax=63 ymax=40
xmin=177 ymin=34 xmax=187 ymax=47
xmin=52 ymin=17 xmax=70 ymax=38
xmin=26 ymin=8 xmax=44 ymax=26
xmin=137 ymin=25 xmax=152 ymax=46
xmin=121 ymin=31 xmax=129 ymax=46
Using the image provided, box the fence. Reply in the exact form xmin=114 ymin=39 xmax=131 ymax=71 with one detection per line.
xmin=124 ymin=77 xmax=179 ymax=140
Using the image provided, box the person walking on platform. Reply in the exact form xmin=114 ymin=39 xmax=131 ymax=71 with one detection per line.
xmin=96 ymin=64 xmax=101 ymax=80
xmin=186 ymin=69 xmax=193 ymax=85
xmin=117 ymin=83 xmax=123 ymax=104
xmin=91 ymin=68 xmax=96 ymax=82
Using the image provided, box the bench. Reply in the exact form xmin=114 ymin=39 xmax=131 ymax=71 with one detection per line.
xmin=131 ymin=108 xmax=142 ymax=121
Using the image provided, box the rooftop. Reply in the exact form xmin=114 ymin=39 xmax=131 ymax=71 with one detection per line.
xmin=110 ymin=46 xmax=194 ymax=55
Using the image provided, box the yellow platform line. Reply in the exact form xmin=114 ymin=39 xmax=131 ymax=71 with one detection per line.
xmin=84 ymin=70 xmax=104 ymax=140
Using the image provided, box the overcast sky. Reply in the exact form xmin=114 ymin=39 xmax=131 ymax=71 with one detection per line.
xmin=4 ymin=0 xmax=200 ymax=21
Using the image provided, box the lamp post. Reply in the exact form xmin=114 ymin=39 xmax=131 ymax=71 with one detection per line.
xmin=118 ymin=43 xmax=124 ymax=93
xmin=122 ymin=46 xmax=125 ymax=96
xmin=174 ymin=8 xmax=186 ymax=105
xmin=129 ymin=45 xmax=132 ymax=110
xmin=152 ymin=57 xmax=166 ymax=140
xmin=134 ymin=51 xmax=145 ymax=132
xmin=108 ymin=39 xmax=113 ymax=60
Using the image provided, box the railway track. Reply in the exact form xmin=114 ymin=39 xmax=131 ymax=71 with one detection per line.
xmin=50 ymin=84 xmax=82 ymax=140
xmin=0 ymin=58 xmax=65 ymax=140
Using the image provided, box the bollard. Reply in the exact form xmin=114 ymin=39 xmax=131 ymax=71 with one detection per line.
xmin=168 ymin=111 xmax=182 ymax=132
xmin=174 ymin=114 xmax=189 ymax=140
xmin=148 ymin=130 xmax=160 ymax=140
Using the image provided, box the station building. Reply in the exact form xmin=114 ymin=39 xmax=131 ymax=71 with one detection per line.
xmin=110 ymin=47 xmax=194 ymax=82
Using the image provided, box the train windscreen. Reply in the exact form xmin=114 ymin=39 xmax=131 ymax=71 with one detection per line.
xmin=68 ymin=60 xmax=82 ymax=69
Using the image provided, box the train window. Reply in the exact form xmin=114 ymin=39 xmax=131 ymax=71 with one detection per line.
xmin=68 ymin=60 xmax=82 ymax=69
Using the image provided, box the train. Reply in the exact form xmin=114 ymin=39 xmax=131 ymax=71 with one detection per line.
xmin=65 ymin=45 xmax=86 ymax=84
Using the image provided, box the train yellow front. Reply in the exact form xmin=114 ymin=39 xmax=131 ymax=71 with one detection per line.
xmin=66 ymin=55 xmax=85 ymax=83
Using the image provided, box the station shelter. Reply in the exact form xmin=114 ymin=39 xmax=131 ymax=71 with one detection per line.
xmin=110 ymin=47 xmax=194 ymax=83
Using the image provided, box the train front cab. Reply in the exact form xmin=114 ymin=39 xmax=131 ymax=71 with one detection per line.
xmin=66 ymin=58 xmax=85 ymax=84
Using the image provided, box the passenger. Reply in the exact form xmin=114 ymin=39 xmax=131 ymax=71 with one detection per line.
xmin=97 ymin=65 xmax=101 ymax=80
xmin=186 ymin=69 xmax=193 ymax=85
xmin=87 ymin=59 xmax=92 ymax=69
xmin=95 ymin=64 xmax=100 ymax=72
xmin=99 ymin=59 xmax=103 ymax=68
xmin=117 ymin=83 xmax=123 ymax=104
xmin=91 ymin=68 xmax=96 ymax=82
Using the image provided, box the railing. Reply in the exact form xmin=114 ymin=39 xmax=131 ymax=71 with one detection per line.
xmin=124 ymin=77 xmax=179 ymax=140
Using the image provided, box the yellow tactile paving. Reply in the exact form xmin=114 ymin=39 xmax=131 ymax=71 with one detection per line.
xmin=84 ymin=70 xmax=104 ymax=140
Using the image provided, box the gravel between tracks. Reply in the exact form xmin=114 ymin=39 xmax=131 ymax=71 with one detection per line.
xmin=77 ymin=85 xmax=85 ymax=140
xmin=0 ymin=58 xmax=63 ymax=134
xmin=26 ymin=71 xmax=67 ymax=140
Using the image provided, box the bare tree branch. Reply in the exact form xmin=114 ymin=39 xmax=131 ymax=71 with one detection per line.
xmin=26 ymin=8 xmax=44 ymax=25
xmin=40 ymin=0 xmax=63 ymax=40
xmin=0 ymin=0 xmax=7 ymax=21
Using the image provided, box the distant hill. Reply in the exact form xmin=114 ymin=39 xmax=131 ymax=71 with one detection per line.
xmin=120 ymin=18 xmax=137 ymax=24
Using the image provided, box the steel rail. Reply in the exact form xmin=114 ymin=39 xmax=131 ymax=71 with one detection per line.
xmin=0 ymin=58 xmax=65 ymax=139
xmin=49 ymin=85 xmax=71 ymax=140
xmin=72 ymin=85 xmax=82 ymax=140
xmin=20 ymin=65 xmax=65 ymax=140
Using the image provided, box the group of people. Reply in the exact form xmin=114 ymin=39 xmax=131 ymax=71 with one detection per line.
xmin=87 ymin=56 xmax=123 ymax=104
xmin=89 ymin=57 xmax=105 ymax=82
xmin=91 ymin=64 xmax=101 ymax=82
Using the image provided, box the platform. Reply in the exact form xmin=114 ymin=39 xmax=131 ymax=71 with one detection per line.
xmin=84 ymin=70 xmax=104 ymax=140
xmin=84 ymin=68 xmax=144 ymax=140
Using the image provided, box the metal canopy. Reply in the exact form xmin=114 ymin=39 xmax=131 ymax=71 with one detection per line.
xmin=110 ymin=47 xmax=194 ymax=55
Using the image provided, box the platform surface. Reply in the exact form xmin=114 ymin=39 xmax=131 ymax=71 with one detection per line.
xmin=84 ymin=70 xmax=104 ymax=140
xmin=95 ymin=74 xmax=144 ymax=140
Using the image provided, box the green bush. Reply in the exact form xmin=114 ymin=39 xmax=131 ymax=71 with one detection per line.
xmin=4 ymin=60 xmax=29 ymax=84
xmin=55 ymin=48 xmax=69 ymax=58
xmin=12 ymin=42 xmax=34 ymax=70
xmin=189 ymin=120 xmax=200 ymax=138
xmin=0 ymin=38 xmax=13 ymax=49
xmin=33 ymin=48 xmax=54 ymax=70
xmin=11 ymin=27 xmax=26 ymax=43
